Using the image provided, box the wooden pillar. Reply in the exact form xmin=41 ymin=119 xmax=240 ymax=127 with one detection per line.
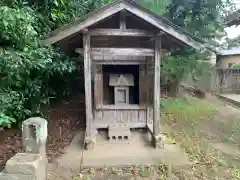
xmin=139 ymin=64 xmax=147 ymax=106
xmin=153 ymin=36 xmax=161 ymax=148
xmin=83 ymin=30 xmax=94 ymax=150
xmin=146 ymin=57 xmax=154 ymax=127
xmin=146 ymin=57 xmax=154 ymax=106
xmin=120 ymin=10 xmax=126 ymax=30
xmin=94 ymin=65 xmax=103 ymax=108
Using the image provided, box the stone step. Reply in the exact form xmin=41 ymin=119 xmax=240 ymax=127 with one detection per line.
xmin=108 ymin=124 xmax=131 ymax=142
xmin=0 ymin=172 xmax=35 ymax=180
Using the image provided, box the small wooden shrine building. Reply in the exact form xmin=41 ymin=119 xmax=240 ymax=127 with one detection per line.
xmin=42 ymin=0 xmax=206 ymax=150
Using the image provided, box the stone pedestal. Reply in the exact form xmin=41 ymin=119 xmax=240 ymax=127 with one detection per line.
xmin=0 ymin=117 xmax=48 ymax=180
xmin=4 ymin=153 xmax=46 ymax=180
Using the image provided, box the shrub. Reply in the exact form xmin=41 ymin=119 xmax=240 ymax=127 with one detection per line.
xmin=0 ymin=6 xmax=76 ymax=128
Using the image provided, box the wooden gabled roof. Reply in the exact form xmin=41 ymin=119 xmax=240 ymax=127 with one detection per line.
xmin=42 ymin=0 xmax=206 ymax=50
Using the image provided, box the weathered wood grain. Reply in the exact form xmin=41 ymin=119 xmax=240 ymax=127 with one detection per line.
xmin=83 ymin=33 xmax=93 ymax=140
xmin=94 ymin=108 xmax=147 ymax=124
xmin=76 ymin=48 xmax=154 ymax=56
xmin=120 ymin=10 xmax=126 ymax=30
xmin=139 ymin=64 xmax=147 ymax=105
xmin=153 ymin=36 xmax=161 ymax=137
xmin=94 ymin=65 xmax=103 ymax=108
xmin=88 ymin=29 xmax=154 ymax=36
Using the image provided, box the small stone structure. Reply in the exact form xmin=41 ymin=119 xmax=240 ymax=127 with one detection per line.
xmin=108 ymin=124 xmax=131 ymax=143
xmin=109 ymin=74 xmax=134 ymax=105
xmin=108 ymin=74 xmax=133 ymax=142
xmin=0 ymin=117 xmax=48 ymax=180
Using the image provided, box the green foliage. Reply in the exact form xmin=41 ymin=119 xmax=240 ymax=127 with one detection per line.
xmin=232 ymin=63 xmax=240 ymax=68
xmin=0 ymin=6 xmax=76 ymax=128
xmin=0 ymin=6 xmax=38 ymax=49
xmin=0 ymin=114 xmax=16 ymax=128
xmin=138 ymin=0 xmax=168 ymax=15
xmin=166 ymin=0 xmax=235 ymax=45
xmin=140 ymin=0 xmax=229 ymax=90
xmin=225 ymin=36 xmax=240 ymax=49
xmin=161 ymin=49 xmax=212 ymax=83
xmin=13 ymin=0 xmax=113 ymax=31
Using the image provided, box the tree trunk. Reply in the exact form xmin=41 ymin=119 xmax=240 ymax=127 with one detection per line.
xmin=169 ymin=79 xmax=180 ymax=97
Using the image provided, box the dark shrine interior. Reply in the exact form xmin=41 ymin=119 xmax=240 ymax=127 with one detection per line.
xmin=102 ymin=65 xmax=139 ymax=105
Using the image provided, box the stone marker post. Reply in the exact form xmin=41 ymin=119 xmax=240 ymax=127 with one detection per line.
xmin=22 ymin=117 xmax=48 ymax=156
xmin=22 ymin=117 xmax=48 ymax=178
xmin=1 ymin=117 xmax=48 ymax=180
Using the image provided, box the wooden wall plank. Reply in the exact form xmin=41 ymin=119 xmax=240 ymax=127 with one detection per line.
xmin=94 ymin=64 xmax=103 ymax=108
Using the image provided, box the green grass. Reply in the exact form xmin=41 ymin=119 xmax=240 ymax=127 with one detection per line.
xmin=160 ymin=96 xmax=240 ymax=179
xmin=161 ymin=97 xmax=216 ymax=119
xmin=161 ymin=97 xmax=217 ymax=136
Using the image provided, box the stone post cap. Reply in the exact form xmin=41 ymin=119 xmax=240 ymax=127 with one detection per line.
xmin=23 ymin=117 xmax=48 ymax=126
xmin=22 ymin=117 xmax=48 ymax=144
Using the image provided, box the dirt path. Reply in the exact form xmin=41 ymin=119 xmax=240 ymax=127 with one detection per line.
xmin=47 ymin=161 xmax=177 ymax=180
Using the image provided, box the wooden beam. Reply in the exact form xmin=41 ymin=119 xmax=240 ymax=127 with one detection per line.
xmin=156 ymin=31 xmax=165 ymax=36
xmin=147 ymin=31 xmax=165 ymax=42
xmin=153 ymin=35 xmax=161 ymax=148
xmin=90 ymin=53 xmax=147 ymax=64
xmin=83 ymin=33 xmax=93 ymax=146
xmin=93 ymin=48 xmax=154 ymax=56
xmin=75 ymin=48 xmax=84 ymax=55
xmin=88 ymin=29 xmax=154 ymax=36
xmin=91 ymin=55 xmax=147 ymax=61
xmin=76 ymin=48 xmax=154 ymax=56
xmin=94 ymin=60 xmax=144 ymax=65
xmin=120 ymin=10 xmax=126 ymax=29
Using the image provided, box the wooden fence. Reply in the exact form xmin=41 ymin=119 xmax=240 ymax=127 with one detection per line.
xmin=215 ymin=68 xmax=240 ymax=94
xmin=182 ymin=68 xmax=240 ymax=94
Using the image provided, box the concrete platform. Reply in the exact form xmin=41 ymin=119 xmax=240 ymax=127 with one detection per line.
xmin=55 ymin=130 xmax=191 ymax=170
xmin=216 ymin=94 xmax=240 ymax=107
